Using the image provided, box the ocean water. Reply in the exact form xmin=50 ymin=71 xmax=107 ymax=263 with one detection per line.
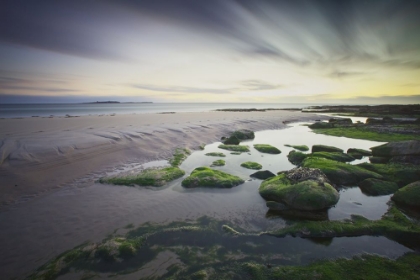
xmin=0 ymin=102 xmax=320 ymax=118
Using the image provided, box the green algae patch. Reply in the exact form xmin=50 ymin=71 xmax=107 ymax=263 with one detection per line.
xmin=359 ymin=178 xmax=399 ymax=196
xmin=230 ymin=152 xmax=242 ymax=155
xmin=392 ymin=181 xmax=420 ymax=208
xmin=240 ymin=161 xmax=262 ymax=170
xmin=309 ymin=152 xmax=355 ymax=162
xmin=182 ymin=167 xmax=244 ymax=188
xmin=357 ymin=162 xmax=420 ymax=187
xmin=311 ymin=126 xmax=420 ymax=141
xmin=169 ymin=148 xmax=191 ymax=167
xmin=218 ymin=144 xmax=250 ymax=152
xmin=253 ymin=144 xmax=281 ymax=154
xmin=302 ymin=158 xmax=382 ymax=186
xmin=241 ymin=253 xmax=420 ymax=280
xmin=284 ymin=144 xmax=309 ymax=151
xmin=211 ymin=159 xmax=225 ymax=167
xmin=259 ymin=168 xmax=339 ymax=211
xmin=205 ymin=152 xmax=226 ymax=157
xmin=100 ymin=167 xmax=185 ymax=187
xmin=312 ymin=144 xmax=343 ymax=153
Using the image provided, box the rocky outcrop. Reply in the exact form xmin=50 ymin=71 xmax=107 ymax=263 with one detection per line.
xmin=370 ymin=140 xmax=420 ymax=165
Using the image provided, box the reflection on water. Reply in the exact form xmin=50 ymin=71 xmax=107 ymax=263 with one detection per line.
xmin=0 ymin=122 xmax=407 ymax=279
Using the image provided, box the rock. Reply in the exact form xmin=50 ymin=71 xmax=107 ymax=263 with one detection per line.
xmin=310 ymin=152 xmax=355 ymax=162
xmin=383 ymin=116 xmax=394 ymax=123
xmin=329 ymin=118 xmax=353 ymax=124
xmin=308 ymin=122 xmax=333 ymax=129
xmin=347 ymin=148 xmax=372 ymax=156
xmin=370 ymin=140 xmax=420 ymax=157
xmin=205 ymin=152 xmax=226 ymax=157
xmin=259 ymin=167 xmax=339 ymax=211
xmin=359 ymin=178 xmax=399 ymax=196
xmin=284 ymin=144 xmax=309 ymax=151
xmin=266 ymin=201 xmax=289 ymax=211
xmin=366 ymin=118 xmax=382 ymax=124
xmin=390 ymin=155 xmax=420 ymax=165
xmin=287 ymin=150 xmax=307 ymax=165
xmin=392 ymin=181 xmax=420 ymax=208
xmin=211 ymin=159 xmax=225 ymax=167
xmin=302 ymin=158 xmax=383 ymax=186
xmin=253 ymin=144 xmax=281 ymax=154
xmin=312 ymin=145 xmax=343 ymax=153
xmin=357 ymin=162 xmax=420 ymax=187
xmin=182 ymin=167 xmax=244 ymax=188
xmin=240 ymin=161 xmax=262 ymax=170
xmin=218 ymin=144 xmax=250 ymax=152
xmin=250 ymin=170 xmax=276 ymax=180
xmin=223 ymin=135 xmax=240 ymax=145
xmin=348 ymin=152 xmax=363 ymax=160
xmin=231 ymin=129 xmax=255 ymax=140
xmin=369 ymin=156 xmax=390 ymax=164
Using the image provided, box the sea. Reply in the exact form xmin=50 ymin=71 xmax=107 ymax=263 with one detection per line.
xmin=0 ymin=102 xmax=322 ymax=118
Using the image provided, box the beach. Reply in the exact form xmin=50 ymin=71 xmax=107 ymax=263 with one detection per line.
xmin=0 ymin=110 xmax=322 ymax=208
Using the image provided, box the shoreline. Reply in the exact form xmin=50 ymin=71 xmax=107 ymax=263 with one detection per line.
xmin=0 ymin=110 xmax=325 ymax=208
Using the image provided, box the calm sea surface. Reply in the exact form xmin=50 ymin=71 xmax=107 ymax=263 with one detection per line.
xmin=0 ymin=103 xmax=320 ymax=118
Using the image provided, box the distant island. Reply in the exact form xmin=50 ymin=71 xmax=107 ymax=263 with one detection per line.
xmin=83 ymin=101 xmax=153 ymax=104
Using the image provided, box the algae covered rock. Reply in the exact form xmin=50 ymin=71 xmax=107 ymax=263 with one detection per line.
xmin=369 ymin=156 xmax=390 ymax=164
xmin=359 ymin=178 xmax=399 ymax=196
xmin=347 ymin=148 xmax=372 ymax=156
xmin=285 ymin=144 xmax=309 ymax=151
xmin=211 ymin=159 xmax=225 ymax=167
xmin=357 ymin=162 xmax=420 ymax=187
xmin=182 ymin=167 xmax=244 ymax=188
xmin=250 ymin=170 xmax=275 ymax=180
xmin=218 ymin=144 xmax=250 ymax=152
xmin=222 ymin=135 xmax=240 ymax=145
xmin=312 ymin=145 xmax=343 ymax=153
xmin=329 ymin=118 xmax=353 ymax=124
xmin=302 ymin=158 xmax=382 ymax=186
xmin=100 ymin=167 xmax=185 ymax=187
xmin=231 ymin=129 xmax=255 ymax=140
xmin=392 ymin=181 xmax=420 ymax=208
xmin=259 ymin=167 xmax=339 ymax=211
xmin=308 ymin=122 xmax=333 ymax=129
xmin=371 ymin=140 xmax=420 ymax=157
xmin=310 ymin=152 xmax=355 ymax=163
xmin=240 ymin=161 xmax=262 ymax=170
xmin=253 ymin=144 xmax=281 ymax=154
xmin=287 ymin=150 xmax=307 ymax=165
xmin=205 ymin=152 xmax=226 ymax=157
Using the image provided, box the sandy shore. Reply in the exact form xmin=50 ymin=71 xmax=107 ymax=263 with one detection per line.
xmin=0 ymin=110 xmax=323 ymax=207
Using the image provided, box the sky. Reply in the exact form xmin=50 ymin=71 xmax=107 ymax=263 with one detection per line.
xmin=0 ymin=0 xmax=420 ymax=104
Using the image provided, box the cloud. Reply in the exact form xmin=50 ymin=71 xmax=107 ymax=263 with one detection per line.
xmin=240 ymin=80 xmax=283 ymax=90
xmin=131 ymin=84 xmax=232 ymax=94
xmin=328 ymin=70 xmax=365 ymax=79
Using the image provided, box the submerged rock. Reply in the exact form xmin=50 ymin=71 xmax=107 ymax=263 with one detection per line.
xmin=250 ymin=170 xmax=276 ymax=180
xmin=392 ymin=181 xmax=420 ymax=208
xmin=182 ymin=167 xmax=244 ymax=188
xmin=240 ymin=161 xmax=262 ymax=170
xmin=211 ymin=159 xmax=225 ymax=167
xmin=359 ymin=178 xmax=399 ymax=196
xmin=253 ymin=144 xmax=281 ymax=154
xmin=302 ymin=158 xmax=382 ymax=186
xmin=312 ymin=145 xmax=343 ymax=153
xmin=259 ymin=167 xmax=339 ymax=211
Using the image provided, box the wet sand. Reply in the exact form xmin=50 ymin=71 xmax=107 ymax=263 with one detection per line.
xmin=0 ymin=110 xmax=321 ymax=207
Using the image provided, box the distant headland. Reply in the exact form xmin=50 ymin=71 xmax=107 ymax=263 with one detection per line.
xmin=83 ymin=101 xmax=153 ymax=104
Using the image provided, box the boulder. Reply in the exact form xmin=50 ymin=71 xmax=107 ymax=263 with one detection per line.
xmin=302 ymin=158 xmax=383 ymax=186
xmin=359 ymin=178 xmax=399 ymax=196
xmin=250 ymin=170 xmax=276 ymax=180
xmin=370 ymin=140 xmax=420 ymax=157
xmin=347 ymin=148 xmax=372 ymax=156
xmin=310 ymin=152 xmax=355 ymax=163
xmin=308 ymin=122 xmax=333 ymax=129
xmin=390 ymin=155 xmax=420 ymax=165
xmin=182 ymin=167 xmax=244 ymax=188
xmin=223 ymin=135 xmax=240 ymax=145
xmin=312 ymin=145 xmax=343 ymax=153
xmin=287 ymin=150 xmax=307 ymax=165
xmin=369 ymin=156 xmax=390 ymax=164
xmin=329 ymin=118 xmax=353 ymax=124
xmin=392 ymin=181 xmax=420 ymax=208
xmin=231 ymin=129 xmax=255 ymax=140
xmin=254 ymin=144 xmax=281 ymax=154
xmin=259 ymin=167 xmax=339 ymax=211
xmin=240 ymin=161 xmax=262 ymax=170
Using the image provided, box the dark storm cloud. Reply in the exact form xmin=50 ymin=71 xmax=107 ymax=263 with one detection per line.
xmin=1 ymin=0 xmax=420 ymax=67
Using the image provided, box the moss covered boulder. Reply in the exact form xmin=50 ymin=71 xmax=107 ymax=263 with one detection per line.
xmin=347 ymin=148 xmax=372 ymax=156
xmin=253 ymin=144 xmax=281 ymax=154
xmin=371 ymin=140 xmax=420 ymax=157
xmin=329 ymin=118 xmax=353 ymax=124
xmin=182 ymin=167 xmax=244 ymax=188
xmin=392 ymin=181 xmax=420 ymax=208
xmin=287 ymin=150 xmax=307 ymax=165
xmin=359 ymin=178 xmax=399 ymax=196
xmin=310 ymin=152 xmax=355 ymax=163
xmin=358 ymin=162 xmax=420 ymax=187
xmin=259 ymin=167 xmax=339 ymax=211
xmin=250 ymin=170 xmax=275 ymax=180
xmin=240 ymin=161 xmax=262 ymax=170
xmin=100 ymin=167 xmax=185 ymax=187
xmin=285 ymin=144 xmax=309 ymax=151
xmin=312 ymin=145 xmax=343 ymax=153
xmin=308 ymin=122 xmax=333 ymax=129
xmin=222 ymin=135 xmax=240 ymax=145
xmin=218 ymin=144 xmax=250 ymax=152
xmin=211 ymin=159 xmax=225 ymax=167
xmin=302 ymin=158 xmax=382 ymax=186
xmin=231 ymin=129 xmax=255 ymax=140
xmin=205 ymin=152 xmax=226 ymax=157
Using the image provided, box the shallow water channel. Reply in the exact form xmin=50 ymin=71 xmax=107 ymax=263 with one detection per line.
xmin=1 ymin=122 xmax=414 ymax=279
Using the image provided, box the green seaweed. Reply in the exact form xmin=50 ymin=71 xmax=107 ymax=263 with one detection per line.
xmin=218 ymin=144 xmax=250 ymax=152
xmin=240 ymin=161 xmax=262 ymax=170
xmin=253 ymin=144 xmax=281 ymax=154
xmin=99 ymin=167 xmax=185 ymax=187
xmin=311 ymin=127 xmax=420 ymax=141
xmin=284 ymin=144 xmax=309 ymax=151
xmin=357 ymin=162 xmax=420 ymax=187
xmin=359 ymin=178 xmax=399 ymax=196
xmin=205 ymin=152 xmax=226 ymax=157
xmin=182 ymin=167 xmax=244 ymax=188
xmin=169 ymin=148 xmax=191 ymax=167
